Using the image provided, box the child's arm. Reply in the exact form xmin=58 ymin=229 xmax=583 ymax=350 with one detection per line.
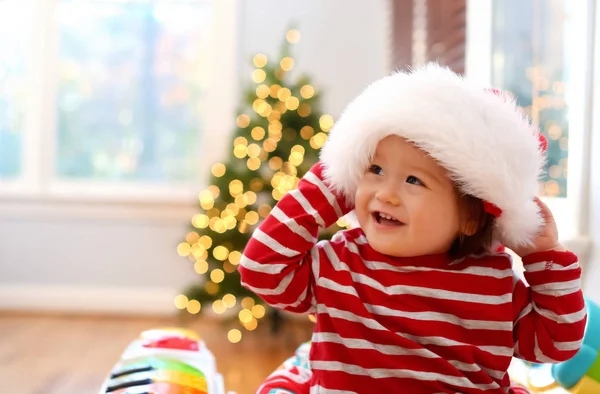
xmin=512 ymin=249 xmax=586 ymax=363
xmin=509 ymin=198 xmax=586 ymax=362
xmin=239 ymin=163 xmax=351 ymax=313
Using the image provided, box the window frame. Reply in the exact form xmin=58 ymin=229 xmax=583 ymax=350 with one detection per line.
xmin=465 ymin=0 xmax=595 ymax=243
xmin=0 ymin=0 xmax=238 ymax=215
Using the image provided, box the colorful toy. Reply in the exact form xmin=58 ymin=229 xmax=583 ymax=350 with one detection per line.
xmin=527 ymin=297 xmax=600 ymax=393
xmin=99 ymin=327 xmax=225 ymax=394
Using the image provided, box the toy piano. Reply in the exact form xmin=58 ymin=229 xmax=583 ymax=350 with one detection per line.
xmin=99 ymin=327 xmax=225 ymax=394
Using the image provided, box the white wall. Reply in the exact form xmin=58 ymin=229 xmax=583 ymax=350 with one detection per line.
xmin=0 ymin=0 xmax=391 ymax=314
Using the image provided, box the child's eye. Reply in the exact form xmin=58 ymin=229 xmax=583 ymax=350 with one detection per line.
xmin=406 ymin=175 xmax=425 ymax=186
xmin=368 ymin=165 xmax=383 ymax=175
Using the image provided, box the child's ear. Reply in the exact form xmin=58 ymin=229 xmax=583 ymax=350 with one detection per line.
xmin=461 ymin=219 xmax=479 ymax=236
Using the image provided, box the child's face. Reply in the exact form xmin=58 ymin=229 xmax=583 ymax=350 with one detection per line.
xmin=354 ymin=136 xmax=462 ymax=257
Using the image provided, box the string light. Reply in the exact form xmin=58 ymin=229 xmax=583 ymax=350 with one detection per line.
xmin=247 ymin=144 xmax=261 ymax=158
xmin=245 ymin=211 xmax=259 ymax=225
xmin=185 ymin=232 xmax=200 ymax=244
xmin=228 ymin=251 xmax=242 ymax=265
xmin=212 ymin=300 xmax=226 ymax=314
xmin=243 ymin=318 xmax=258 ymax=331
xmin=241 ymin=297 xmax=255 ymax=309
xmin=285 ymin=97 xmax=300 ymax=110
xmin=192 ymin=214 xmax=209 ymax=229
xmin=280 ymin=57 xmax=294 ymax=71
xmin=263 ymin=138 xmax=277 ymax=152
xmin=300 ymin=125 xmax=314 ymax=140
xmin=298 ymin=103 xmax=311 ymax=117
xmin=206 ymin=281 xmax=219 ymax=295
xmin=277 ymin=87 xmax=291 ymax=101
xmin=228 ymin=329 xmax=242 ymax=343
xmin=300 ymin=84 xmax=314 ymax=99
xmin=236 ymin=114 xmax=250 ymax=128
xmin=223 ymin=261 xmax=236 ymax=273
xmin=286 ymin=29 xmax=301 ymax=43
xmin=223 ymin=294 xmax=236 ymax=308
xmin=194 ymin=260 xmax=209 ymax=274
xmin=174 ymin=294 xmax=189 ymax=309
xmin=258 ymin=204 xmax=272 ymax=218
xmin=252 ymin=69 xmax=266 ymax=83
xmin=269 ymin=84 xmax=281 ymax=98
xmin=319 ymin=114 xmax=334 ymax=131
xmin=198 ymin=235 xmax=212 ymax=249
xmin=239 ymin=309 xmax=253 ymax=323
xmin=244 ymin=191 xmax=257 ymax=205
xmin=256 ymin=84 xmax=270 ymax=98
xmin=234 ymin=144 xmax=247 ymax=159
xmin=211 ymin=163 xmax=226 ymax=177
xmin=250 ymin=178 xmax=264 ymax=192
xmin=310 ymin=132 xmax=328 ymax=149
xmin=253 ymin=54 xmax=268 ymax=68
xmin=177 ymin=242 xmax=191 ymax=257
xmin=229 ymin=180 xmax=244 ymax=197
xmin=251 ymin=127 xmax=265 ymax=141
xmin=247 ymin=158 xmax=261 ymax=171
xmin=251 ymin=304 xmax=266 ymax=318
xmin=213 ymin=246 xmax=229 ymax=261
xmin=186 ymin=299 xmax=201 ymax=314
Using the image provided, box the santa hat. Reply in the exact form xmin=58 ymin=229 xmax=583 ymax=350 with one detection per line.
xmin=320 ymin=63 xmax=547 ymax=248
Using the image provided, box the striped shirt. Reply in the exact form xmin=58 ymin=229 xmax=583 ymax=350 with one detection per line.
xmin=239 ymin=163 xmax=586 ymax=394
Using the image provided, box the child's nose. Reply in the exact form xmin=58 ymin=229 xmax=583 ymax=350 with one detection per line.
xmin=376 ymin=183 xmax=401 ymax=206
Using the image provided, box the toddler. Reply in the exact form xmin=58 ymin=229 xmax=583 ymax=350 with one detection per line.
xmin=239 ymin=64 xmax=586 ymax=393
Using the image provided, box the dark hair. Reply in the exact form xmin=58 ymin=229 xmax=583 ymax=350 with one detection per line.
xmin=448 ymin=193 xmax=496 ymax=260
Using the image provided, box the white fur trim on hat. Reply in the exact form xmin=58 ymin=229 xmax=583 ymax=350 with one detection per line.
xmin=320 ymin=63 xmax=545 ymax=248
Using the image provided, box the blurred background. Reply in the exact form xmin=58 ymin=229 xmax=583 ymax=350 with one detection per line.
xmin=0 ymin=0 xmax=599 ymax=393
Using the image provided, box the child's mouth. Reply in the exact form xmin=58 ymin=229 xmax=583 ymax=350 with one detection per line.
xmin=373 ymin=212 xmax=404 ymax=226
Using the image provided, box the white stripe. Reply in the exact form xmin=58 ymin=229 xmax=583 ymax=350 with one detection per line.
xmin=322 ymin=244 xmax=512 ymax=305
xmin=530 ymin=278 xmax=581 ymax=293
xmin=555 ymin=339 xmax=584 ymax=351
xmin=313 ymin=331 xmax=509 ymax=377
xmin=310 ymin=386 xmax=356 ymax=394
xmin=355 ymin=235 xmax=368 ymax=244
xmin=366 ymin=302 xmax=513 ymax=331
xmin=533 ymin=304 xmax=587 ymax=324
xmin=241 ymin=270 xmax=295 ymax=296
xmin=289 ymin=189 xmax=326 ymax=228
xmin=271 ymin=206 xmax=316 ymax=243
xmin=526 ymin=261 xmax=579 ymax=272
xmin=530 ymin=286 xmax=581 ymax=297
xmin=266 ymin=370 xmax=311 ymax=385
xmin=398 ymin=332 xmax=514 ymax=358
xmin=304 ymin=171 xmax=343 ymax=219
xmin=312 ymin=332 xmax=438 ymax=358
xmin=317 ymin=276 xmax=512 ymax=330
xmin=515 ymin=302 xmax=533 ymax=325
xmin=448 ymin=360 xmax=506 ymax=380
xmin=240 ymin=255 xmax=288 ymax=274
xmin=310 ymin=360 xmax=500 ymax=390
xmin=318 ymin=305 xmax=514 ymax=357
xmin=254 ymin=228 xmax=301 ymax=257
xmin=270 ymin=284 xmax=314 ymax=313
xmin=534 ymin=334 xmax=561 ymax=364
xmin=344 ymin=241 xmax=513 ymax=279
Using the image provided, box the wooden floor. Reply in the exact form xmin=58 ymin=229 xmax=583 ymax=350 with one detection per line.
xmin=0 ymin=312 xmax=313 ymax=394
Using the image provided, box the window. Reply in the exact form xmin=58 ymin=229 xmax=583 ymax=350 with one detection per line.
xmin=0 ymin=0 xmax=236 ymax=203
xmin=0 ymin=1 xmax=31 ymax=179
xmin=466 ymin=0 xmax=592 ymax=241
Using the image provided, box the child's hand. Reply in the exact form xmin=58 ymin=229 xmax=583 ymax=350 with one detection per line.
xmin=508 ymin=197 xmax=564 ymax=257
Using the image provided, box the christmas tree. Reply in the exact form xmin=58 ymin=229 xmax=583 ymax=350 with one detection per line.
xmin=175 ymin=29 xmax=342 ymax=343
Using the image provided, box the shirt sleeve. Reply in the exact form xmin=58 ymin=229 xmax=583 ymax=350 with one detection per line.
xmin=512 ymin=250 xmax=587 ymax=363
xmin=239 ymin=163 xmax=351 ymax=313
